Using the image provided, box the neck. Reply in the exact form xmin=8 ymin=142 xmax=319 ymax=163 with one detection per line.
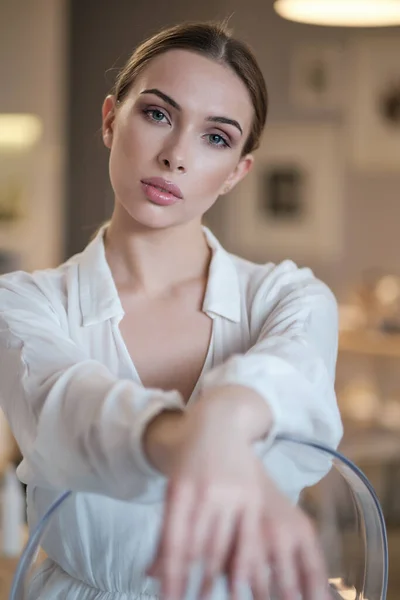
xmin=104 ymin=205 xmax=211 ymax=295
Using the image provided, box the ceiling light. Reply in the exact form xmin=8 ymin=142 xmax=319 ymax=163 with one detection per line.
xmin=0 ymin=114 xmax=42 ymax=151
xmin=274 ymin=0 xmax=400 ymax=27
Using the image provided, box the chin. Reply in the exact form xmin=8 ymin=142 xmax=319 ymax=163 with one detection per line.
xmin=123 ymin=202 xmax=187 ymax=231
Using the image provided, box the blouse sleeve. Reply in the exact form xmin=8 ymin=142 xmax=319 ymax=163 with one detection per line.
xmin=201 ymin=262 xmax=343 ymax=496
xmin=0 ymin=277 xmax=184 ymax=503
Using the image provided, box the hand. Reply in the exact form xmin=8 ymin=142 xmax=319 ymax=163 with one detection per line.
xmin=146 ymin=402 xmax=330 ymax=600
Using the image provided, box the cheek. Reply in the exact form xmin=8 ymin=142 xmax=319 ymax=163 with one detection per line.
xmin=192 ymin=153 xmax=236 ymax=194
xmin=114 ymin=114 xmax=161 ymax=159
xmin=109 ymin=127 xmax=152 ymax=188
xmin=108 ymin=129 xmax=140 ymax=192
xmin=115 ymin=122 xmax=143 ymax=157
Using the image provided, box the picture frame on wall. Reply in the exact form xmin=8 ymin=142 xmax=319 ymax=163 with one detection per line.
xmin=289 ymin=43 xmax=345 ymax=112
xmin=347 ymin=37 xmax=400 ymax=172
xmin=224 ymin=123 xmax=344 ymax=263
xmin=260 ymin=166 xmax=305 ymax=222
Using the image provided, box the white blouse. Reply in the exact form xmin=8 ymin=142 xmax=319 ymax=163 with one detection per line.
xmin=0 ymin=226 xmax=342 ymax=600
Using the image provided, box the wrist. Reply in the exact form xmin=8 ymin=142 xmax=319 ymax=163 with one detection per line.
xmin=142 ymin=409 xmax=187 ymax=476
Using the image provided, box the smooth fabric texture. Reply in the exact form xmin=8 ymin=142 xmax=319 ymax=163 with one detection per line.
xmin=0 ymin=226 xmax=343 ymax=599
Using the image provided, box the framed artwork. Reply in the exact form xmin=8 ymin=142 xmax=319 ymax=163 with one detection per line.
xmin=260 ymin=166 xmax=305 ymax=221
xmin=224 ymin=123 xmax=344 ymax=263
xmin=347 ymin=37 xmax=400 ymax=172
xmin=289 ymin=43 xmax=345 ymax=112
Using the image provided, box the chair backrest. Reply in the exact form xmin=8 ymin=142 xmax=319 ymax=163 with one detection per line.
xmin=280 ymin=435 xmax=388 ymax=600
xmin=9 ymin=435 xmax=389 ymax=600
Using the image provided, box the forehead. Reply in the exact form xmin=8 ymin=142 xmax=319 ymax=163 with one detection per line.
xmin=132 ymin=49 xmax=254 ymax=131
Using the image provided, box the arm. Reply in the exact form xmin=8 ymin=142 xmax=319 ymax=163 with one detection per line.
xmin=144 ymin=376 xmax=332 ymax=600
xmin=142 ymin=266 xmax=339 ymax=600
xmin=145 ymin=267 xmax=342 ymax=479
xmin=0 ymin=278 xmax=185 ymax=502
xmin=197 ymin=265 xmax=343 ymax=491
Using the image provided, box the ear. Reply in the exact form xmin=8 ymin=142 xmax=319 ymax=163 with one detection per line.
xmin=220 ymin=154 xmax=254 ymax=196
xmin=102 ymin=95 xmax=117 ymax=149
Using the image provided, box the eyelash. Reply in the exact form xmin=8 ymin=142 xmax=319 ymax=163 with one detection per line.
xmin=142 ymin=108 xmax=231 ymax=150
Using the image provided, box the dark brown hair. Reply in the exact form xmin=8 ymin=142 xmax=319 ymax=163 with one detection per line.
xmin=113 ymin=21 xmax=268 ymax=155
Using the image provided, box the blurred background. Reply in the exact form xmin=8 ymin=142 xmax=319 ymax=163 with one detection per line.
xmin=1 ymin=0 xmax=400 ymax=597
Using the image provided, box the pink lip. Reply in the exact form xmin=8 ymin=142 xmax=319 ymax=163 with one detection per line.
xmin=141 ymin=177 xmax=183 ymax=199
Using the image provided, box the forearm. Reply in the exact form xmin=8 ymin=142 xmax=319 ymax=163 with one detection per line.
xmin=143 ymin=385 xmax=273 ymax=475
xmin=195 ymin=384 xmax=273 ymax=443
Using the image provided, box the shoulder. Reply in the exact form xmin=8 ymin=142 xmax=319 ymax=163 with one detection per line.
xmin=229 ymin=251 xmax=337 ymax=315
xmin=0 ymin=251 xmax=82 ymax=317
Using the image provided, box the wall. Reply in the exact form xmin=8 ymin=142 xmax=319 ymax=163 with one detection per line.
xmin=0 ymin=0 xmax=68 ymax=271
xmin=223 ymin=4 xmax=400 ymax=299
xmin=66 ymin=0 xmax=400 ymax=300
xmin=0 ymin=0 xmax=68 ymax=464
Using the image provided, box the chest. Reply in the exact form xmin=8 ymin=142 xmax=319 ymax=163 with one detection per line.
xmin=71 ymin=294 xmax=250 ymax=402
xmin=118 ymin=290 xmax=214 ymax=404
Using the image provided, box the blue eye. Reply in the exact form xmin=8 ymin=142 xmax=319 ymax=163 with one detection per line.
xmin=208 ymin=133 xmax=229 ymax=148
xmin=151 ymin=110 xmax=165 ymax=121
xmin=144 ymin=109 xmax=169 ymax=124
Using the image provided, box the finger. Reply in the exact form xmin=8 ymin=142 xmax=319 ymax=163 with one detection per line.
xmin=249 ymin=524 xmax=271 ymax=600
xmin=147 ymin=484 xmax=186 ymax=576
xmin=249 ymin=543 xmax=270 ymax=600
xmin=198 ymin=510 xmax=237 ymax=600
xmin=267 ymin=528 xmax=298 ymax=600
xmin=186 ymin=496 xmax=213 ymax=566
xmin=184 ymin=504 xmax=215 ymax=600
xmin=297 ymin=528 xmax=330 ymax=600
xmin=230 ymin=512 xmax=259 ymax=600
xmin=153 ymin=482 xmax=195 ymax=600
xmin=220 ymin=520 xmax=239 ymax=598
xmin=149 ymin=496 xmax=198 ymax=592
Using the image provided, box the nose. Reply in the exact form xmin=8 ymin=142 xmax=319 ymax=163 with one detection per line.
xmin=159 ymin=157 xmax=185 ymax=173
xmin=157 ymin=134 xmax=187 ymax=174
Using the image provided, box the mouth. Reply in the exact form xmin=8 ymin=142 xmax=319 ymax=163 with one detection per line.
xmin=141 ymin=177 xmax=183 ymax=199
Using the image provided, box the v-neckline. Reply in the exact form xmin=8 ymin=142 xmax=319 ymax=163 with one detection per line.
xmin=114 ymin=316 xmax=215 ymax=407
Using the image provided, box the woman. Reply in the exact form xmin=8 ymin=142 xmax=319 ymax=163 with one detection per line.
xmin=0 ymin=21 xmax=342 ymax=600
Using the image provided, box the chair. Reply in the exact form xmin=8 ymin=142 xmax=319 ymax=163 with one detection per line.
xmin=9 ymin=435 xmax=388 ymax=599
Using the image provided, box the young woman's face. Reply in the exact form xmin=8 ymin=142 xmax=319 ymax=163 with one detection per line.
xmin=102 ymin=49 xmax=255 ymax=229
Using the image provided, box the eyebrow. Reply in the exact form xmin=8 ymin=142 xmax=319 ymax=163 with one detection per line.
xmin=206 ymin=116 xmax=242 ymax=136
xmin=140 ymin=88 xmax=243 ymax=136
xmin=141 ymin=88 xmax=181 ymax=110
